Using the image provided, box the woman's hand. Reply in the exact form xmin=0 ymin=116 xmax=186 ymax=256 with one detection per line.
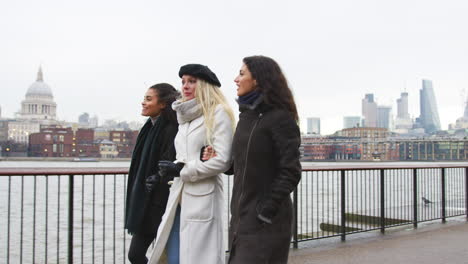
xmin=200 ymin=145 xmax=234 ymax=175
xmin=158 ymin=161 xmax=185 ymax=185
xmin=200 ymin=145 xmax=217 ymax=161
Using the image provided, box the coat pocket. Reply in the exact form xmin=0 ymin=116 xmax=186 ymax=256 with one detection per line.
xmin=183 ymin=182 xmax=215 ymax=221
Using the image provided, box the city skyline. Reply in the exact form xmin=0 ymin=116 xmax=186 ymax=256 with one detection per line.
xmin=1 ymin=0 xmax=467 ymax=135
xmin=1 ymin=66 xmax=466 ymax=135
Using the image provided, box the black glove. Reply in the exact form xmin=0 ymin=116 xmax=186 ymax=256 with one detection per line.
xmin=158 ymin=160 xmax=185 ymax=184
xmin=145 ymin=174 xmax=160 ymax=193
xmin=200 ymin=145 xmax=209 ymax=162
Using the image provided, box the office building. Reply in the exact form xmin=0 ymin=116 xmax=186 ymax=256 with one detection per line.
xmin=395 ymin=92 xmax=413 ymax=133
xmin=307 ymin=117 xmax=321 ymax=135
xmin=377 ymin=106 xmax=392 ymax=130
xmin=418 ymin=79 xmax=441 ymax=133
xmin=343 ymin=116 xmax=361 ymax=129
xmin=362 ymin=94 xmax=378 ymax=127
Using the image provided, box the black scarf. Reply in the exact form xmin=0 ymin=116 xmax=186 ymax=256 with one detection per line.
xmin=238 ymin=90 xmax=261 ymax=105
xmin=238 ymin=92 xmax=267 ymax=112
xmin=125 ymin=116 xmax=165 ymax=234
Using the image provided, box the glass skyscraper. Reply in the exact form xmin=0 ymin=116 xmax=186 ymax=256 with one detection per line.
xmin=377 ymin=106 xmax=392 ymax=129
xmin=307 ymin=117 xmax=321 ymax=135
xmin=419 ymin=79 xmax=441 ymax=133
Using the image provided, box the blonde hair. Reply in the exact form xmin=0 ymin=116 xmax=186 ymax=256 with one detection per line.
xmin=189 ymin=79 xmax=236 ymax=146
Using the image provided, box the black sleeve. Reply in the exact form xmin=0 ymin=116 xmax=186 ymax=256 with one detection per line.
xmin=224 ymin=164 xmax=234 ymax=175
xmin=257 ymin=111 xmax=302 ymax=222
xmin=160 ymin=124 xmax=178 ymax=162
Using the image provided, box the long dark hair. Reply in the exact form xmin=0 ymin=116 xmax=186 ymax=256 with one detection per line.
xmin=243 ymin=55 xmax=299 ymax=122
xmin=149 ymin=83 xmax=180 ymax=125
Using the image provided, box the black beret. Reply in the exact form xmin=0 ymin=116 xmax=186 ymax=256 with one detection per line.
xmin=179 ymin=64 xmax=221 ymax=87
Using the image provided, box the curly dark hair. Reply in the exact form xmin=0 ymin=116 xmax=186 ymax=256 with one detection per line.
xmin=243 ymin=55 xmax=299 ymax=121
xmin=148 ymin=83 xmax=180 ymax=125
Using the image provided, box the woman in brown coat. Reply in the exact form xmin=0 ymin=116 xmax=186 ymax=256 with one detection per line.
xmin=227 ymin=55 xmax=302 ymax=264
xmin=204 ymin=56 xmax=301 ymax=263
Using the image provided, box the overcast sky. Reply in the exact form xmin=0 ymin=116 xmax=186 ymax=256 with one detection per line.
xmin=1 ymin=0 xmax=467 ymax=135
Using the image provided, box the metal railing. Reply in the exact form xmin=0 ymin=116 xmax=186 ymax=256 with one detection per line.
xmin=0 ymin=168 xmax=129 ymax=264
xmin=293 ymin=163 xmax=468 ymax=248
xmin=1 ymin=163 xmax=467 ymax=263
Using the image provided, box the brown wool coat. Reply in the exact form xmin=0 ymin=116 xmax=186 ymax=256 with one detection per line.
xmin=228 ymin=100 xmax=302 ymax=264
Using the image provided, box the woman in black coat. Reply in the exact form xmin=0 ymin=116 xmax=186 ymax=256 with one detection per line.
xmin=124 ymin=83 xmax=179 ymax=264
xmin=228 ymin=56 xmax=302 ymax=263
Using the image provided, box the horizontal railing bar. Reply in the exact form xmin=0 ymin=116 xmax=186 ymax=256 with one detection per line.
xmin=1 ymin=163 xmax=468 ymax=176
xmin=302 ymin=163 xmax=468 ymax=171
xmin=0 ymin=167 xmax=128 ymax=176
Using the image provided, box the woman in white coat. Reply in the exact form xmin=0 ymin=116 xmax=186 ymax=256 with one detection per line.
xmin=149 ymin=64 xmax=235 ymax=264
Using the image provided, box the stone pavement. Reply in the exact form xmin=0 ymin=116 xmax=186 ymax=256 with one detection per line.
xmin=288 ymin=217 xmax=468 ymax=264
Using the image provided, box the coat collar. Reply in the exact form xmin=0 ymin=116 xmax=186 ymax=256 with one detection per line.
xmin=237 ymin=94 xmax=272 ymax=113
xmin=238 ymin=94 xmax=264 ymax=111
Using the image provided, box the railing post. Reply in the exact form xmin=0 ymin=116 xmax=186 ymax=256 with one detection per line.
xmin=293 ymin=187 xmax=298 ymax=249
xmin=341 ymin=170 xmax=346 ymax=241
xmin=20 ymin=176 xmax=24 ymax=264
xmin=413 ymin=168 xmax=418 ymax=228
xmin=441 ymin=168 xmax=446 ymax=223
xmin=68 ymin=175 xmax=74 ymax=264
xmin=7 ymin=176 xmax=11 ymax=264
xmin=380 ymin=169 xmax=385 ymax=234
xmin=465 ymin=167 xmax=468 ymax=221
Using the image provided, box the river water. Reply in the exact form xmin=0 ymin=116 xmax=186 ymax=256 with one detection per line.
xmin=1 ymin=161 xmax=466 ymax=263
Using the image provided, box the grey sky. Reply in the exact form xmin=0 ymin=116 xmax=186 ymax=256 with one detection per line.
xmin=1 ymin=0 xmax=467 ymax=135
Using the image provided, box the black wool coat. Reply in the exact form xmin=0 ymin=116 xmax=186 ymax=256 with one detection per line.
xmin=228 ymin=99 xmax=302 ymax=264
xmin=125 ymin=116 xmax=178 ymax=235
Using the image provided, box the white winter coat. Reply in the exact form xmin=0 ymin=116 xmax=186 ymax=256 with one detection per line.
xmin=149 ymin=100 xmax=233 ymax=264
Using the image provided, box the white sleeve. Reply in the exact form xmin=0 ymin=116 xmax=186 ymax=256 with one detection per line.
xmin=180 ymin=107 xmax=234 ymax=182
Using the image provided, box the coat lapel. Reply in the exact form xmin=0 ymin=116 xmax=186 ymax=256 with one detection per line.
xmin=187 ymin=115 xmax=204 ymax=135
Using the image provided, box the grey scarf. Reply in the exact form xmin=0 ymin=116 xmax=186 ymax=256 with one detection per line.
xmin=172 ymin=98 xmax=203 ymax=124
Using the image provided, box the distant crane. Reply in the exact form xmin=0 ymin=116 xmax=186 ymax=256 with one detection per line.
xmin=463 ymin=89 xmax=468 ymax=118
xmin=460 ymin=88 xmax=467 ymax=117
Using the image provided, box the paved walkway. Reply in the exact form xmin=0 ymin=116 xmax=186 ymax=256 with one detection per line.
xmin=288 ymin=217 xmax=468 ymax=264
